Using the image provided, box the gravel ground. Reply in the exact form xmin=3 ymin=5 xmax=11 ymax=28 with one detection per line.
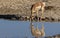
xmin=0 ymin=0 xmax=60 ymax=21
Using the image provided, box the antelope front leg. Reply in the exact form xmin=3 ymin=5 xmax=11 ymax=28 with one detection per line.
xmin=41 ymin=7 xmax=44 ymax=18
xmin=36 ymin=10 xmax=38 ymax=17
xmin=36 ymin=10 xmax=40 ymax=21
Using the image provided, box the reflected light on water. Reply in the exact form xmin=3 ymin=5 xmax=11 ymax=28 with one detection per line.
xmin=0 ymin=19 xmax=60 ymax=38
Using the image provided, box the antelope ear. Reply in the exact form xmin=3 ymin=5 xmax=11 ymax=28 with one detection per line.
xmin=43 ymin=2 xmax=46 ymax=6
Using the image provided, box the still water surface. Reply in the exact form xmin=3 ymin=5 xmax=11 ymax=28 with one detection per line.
xmin=0 ymin=19 xmax=60 ymax=38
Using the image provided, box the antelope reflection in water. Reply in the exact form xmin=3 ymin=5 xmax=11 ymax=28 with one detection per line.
xmin=30 ymin=23 xmax=45 ymax=38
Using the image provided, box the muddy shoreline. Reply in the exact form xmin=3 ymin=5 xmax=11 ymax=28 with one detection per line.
xmin=0 ymin=15 xmax=60 ymax=22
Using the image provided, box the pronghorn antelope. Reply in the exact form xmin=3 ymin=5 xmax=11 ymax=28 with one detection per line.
xmin=30 ymin=23 xmax=45 ymax=38
xmin=31 ymin=1 xmax=45 ymax=18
